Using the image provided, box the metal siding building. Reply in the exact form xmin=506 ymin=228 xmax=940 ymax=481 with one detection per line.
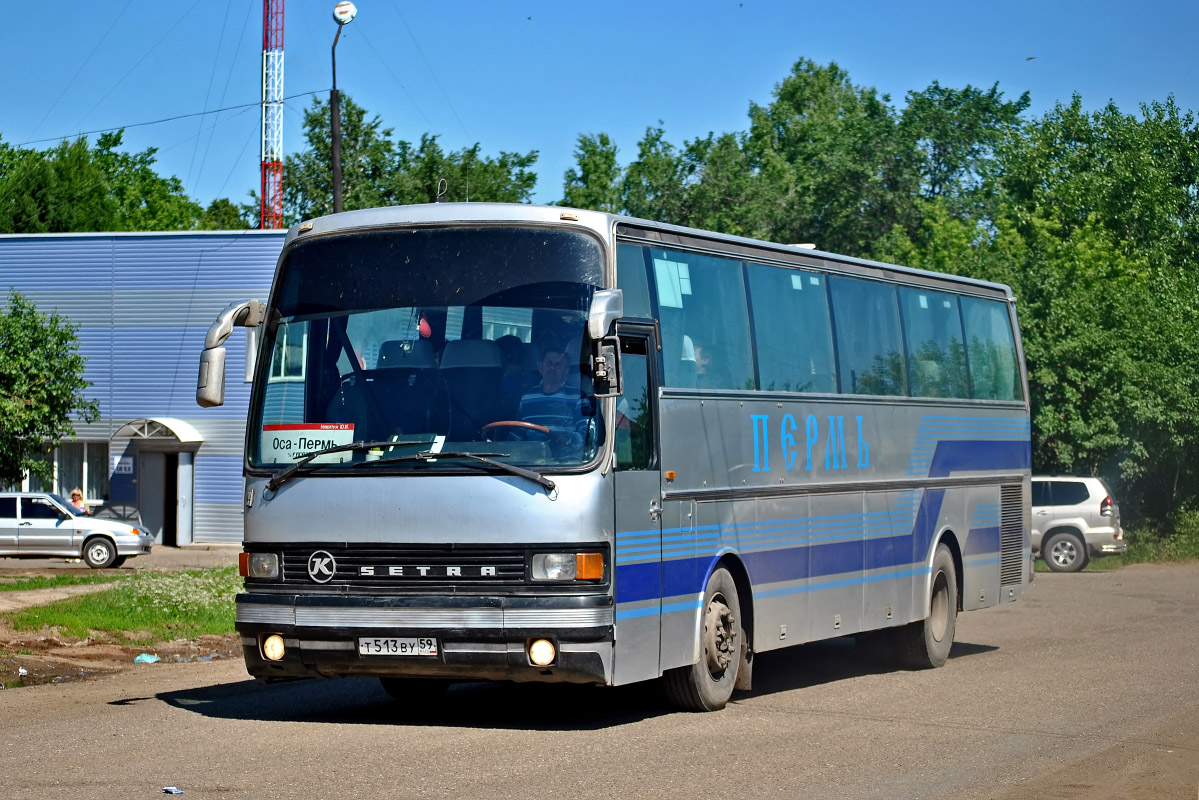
xmin=0 ymin=231 xmax=285 ymax=545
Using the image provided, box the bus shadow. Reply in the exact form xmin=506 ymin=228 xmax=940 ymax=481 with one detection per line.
xmin=741 ymin=637 xmax=999 ymax=699
xmin=155 ymin=639 xmax=997 ymax=729
xmin=157 ymin=675 xmax=675 ymax=730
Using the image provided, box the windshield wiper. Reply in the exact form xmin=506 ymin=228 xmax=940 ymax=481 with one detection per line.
xmin=355 ymin=450 xmax=557 ymax=494
xmin=265 ymin=440 xmax=427 ymax=493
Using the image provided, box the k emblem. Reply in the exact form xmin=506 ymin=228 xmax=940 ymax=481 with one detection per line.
xmin=307 ymin=551 xmax=337 ymax=583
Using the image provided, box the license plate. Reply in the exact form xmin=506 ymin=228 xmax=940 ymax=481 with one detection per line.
xmin=357 ymin=637 xmax=438 ymax=656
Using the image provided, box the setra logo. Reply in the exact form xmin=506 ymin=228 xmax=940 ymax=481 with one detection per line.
xmin=307 ymin=551 xmax=337 ymax=583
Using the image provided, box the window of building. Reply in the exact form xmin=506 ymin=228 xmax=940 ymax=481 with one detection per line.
xmin=11 ymin=442 xmax=110 ymax=501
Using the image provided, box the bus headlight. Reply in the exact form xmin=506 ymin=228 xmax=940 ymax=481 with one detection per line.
xmin=531 ymin=552 xmax=603 ymax=581
xmin=528 ymin=638 xmax=556 ymax=666
xmin=262 ymin=634 xmax=286 ymax=661
xmin=240 ymin=552 xmax=280 ymax=579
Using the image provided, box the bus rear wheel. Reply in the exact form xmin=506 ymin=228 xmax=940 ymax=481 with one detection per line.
xmin=663 ymin=567 xmax=742 ymax=712
xmin=895 ymin=543 xmax=958 ymax=669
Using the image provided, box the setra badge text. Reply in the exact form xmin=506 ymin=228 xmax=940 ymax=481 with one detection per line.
xmin=359 ymin=565 xmax=498 ymax=577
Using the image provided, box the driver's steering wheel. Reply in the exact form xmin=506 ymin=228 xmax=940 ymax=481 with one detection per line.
xmin=482 ymin=420 xmax=552 ymax=441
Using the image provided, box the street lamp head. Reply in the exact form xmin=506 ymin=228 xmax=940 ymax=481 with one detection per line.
xmin=333 ymin=1 xmax=357 ymax=25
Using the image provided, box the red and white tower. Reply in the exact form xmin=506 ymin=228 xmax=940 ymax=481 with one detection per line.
xmin=260 ymin=0 xmax=285 ymax=229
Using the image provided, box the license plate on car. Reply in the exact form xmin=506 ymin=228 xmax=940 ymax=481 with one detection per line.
xmin=357 ymin=637 xmax=438 ymax=656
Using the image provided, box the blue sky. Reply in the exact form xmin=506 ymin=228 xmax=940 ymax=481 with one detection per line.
xmin=4 ymin=1 xmax=1196 ymax=212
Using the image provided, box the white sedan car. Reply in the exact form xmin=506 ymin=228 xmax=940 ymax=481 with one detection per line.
xmin=0 ymin=492 xmax=154 ymax=568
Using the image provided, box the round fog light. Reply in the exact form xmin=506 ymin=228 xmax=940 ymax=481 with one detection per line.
xmin=528 ymin=638 xmax=556 ymax=667
xmin=262 ymin=634 xmax=286 ymax=661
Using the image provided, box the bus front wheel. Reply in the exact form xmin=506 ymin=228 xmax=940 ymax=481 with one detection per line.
xmin=663 ymin=567 xmax=742 ymax=712
xmin=895 ymin=543 xmax=958 ymax=669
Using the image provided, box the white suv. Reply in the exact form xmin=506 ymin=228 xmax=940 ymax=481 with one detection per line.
xmin=1031 ymin=477 xmax=1125 ymax=572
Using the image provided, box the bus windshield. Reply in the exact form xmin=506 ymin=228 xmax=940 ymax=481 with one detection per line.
xmin=249 ymin=225 xmax=607 ymax=472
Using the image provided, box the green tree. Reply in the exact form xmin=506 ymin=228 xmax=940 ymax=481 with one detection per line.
xmin=996 ymin=96 xmax=1199 ymax=520
xmin=745 ymin=58 xmax=918 ymax=255
xmin=562 ymin=133 xmax=622 ymax=212
xmin=90 ymin=132 xmax=206 ymax=231
xmin=281 ymin=96 xmax=397 ymax=220
xmin=620 ymin=124 xmax=691 ymax=223
xmin=898 ymin=81 xmax=1030 ymax=216
xmin=199 ymin=198 xmax=252 ymax=230
xmin=390 ymin=135 xmax=537 ymax=205
xmin=0 ymin=292 xmax=99 ymax=487
xmin=0 ymin=137 xmax=117 ymax=233
xmin=0 ymin=131 xmax=244 ymax=233
xmin=279 ymin=96 xmax=539 ymax=222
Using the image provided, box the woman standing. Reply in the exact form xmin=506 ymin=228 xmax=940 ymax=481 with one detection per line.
xmin=69 ymin=488 xmax=90 ymax=515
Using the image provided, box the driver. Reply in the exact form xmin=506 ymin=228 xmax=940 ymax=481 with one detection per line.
xmin=520 ymin=343 xmax=587 ymax=447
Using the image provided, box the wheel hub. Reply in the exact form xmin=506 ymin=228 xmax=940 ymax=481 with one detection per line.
xmin=702 ymin=595 xmax=737 ymax=675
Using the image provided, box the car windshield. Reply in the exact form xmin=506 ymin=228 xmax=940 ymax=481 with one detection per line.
xmin=48 ymin=494 xmax=74 ymax=513
xmin=249 ymin=225 xmax=608 ymax=472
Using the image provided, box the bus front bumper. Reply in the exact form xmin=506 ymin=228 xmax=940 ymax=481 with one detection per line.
xmin=235 ymin=593 xmax=614 ymax=685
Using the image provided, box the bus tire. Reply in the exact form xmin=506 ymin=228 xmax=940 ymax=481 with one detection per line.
xmin=663 ymin=567 xmax=742 ymax=712
xmin=895 ymin=543 xmax=957 ymax=669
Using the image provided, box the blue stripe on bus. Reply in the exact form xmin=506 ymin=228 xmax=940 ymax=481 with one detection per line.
xmin=755 ymin=566 xmax=930 ymax=600
xmin=964 ymin=526 xmax=1000 ymax=555
xmin=614 ymin=438 xmax=1028 ymax=606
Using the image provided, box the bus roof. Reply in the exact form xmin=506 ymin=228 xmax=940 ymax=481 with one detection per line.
xmin=287 ymin=202 xmax=1014 ymax=299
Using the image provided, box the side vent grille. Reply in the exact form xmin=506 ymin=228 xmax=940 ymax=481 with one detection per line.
xmin=1000 ymin=484 xmax=1025 ymax=585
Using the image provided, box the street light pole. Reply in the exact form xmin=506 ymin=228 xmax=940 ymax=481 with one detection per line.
xmin=330 ymin=2 xmax=357 ymax=214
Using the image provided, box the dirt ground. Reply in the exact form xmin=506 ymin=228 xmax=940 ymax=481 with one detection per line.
xmin=0 ymin=546 xmax=243 ymax=689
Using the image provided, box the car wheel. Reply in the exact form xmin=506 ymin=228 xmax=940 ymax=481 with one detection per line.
xmin=82 ymin=537 xmax=117 ymax=569
xmin=1044 ymin=531 xmax=1088 ymax=572
xmin=663 ymin=566 xmax=742 ymax=711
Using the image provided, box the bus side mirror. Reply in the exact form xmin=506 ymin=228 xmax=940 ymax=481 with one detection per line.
xmin=592 ymin=336 xmax=622 ymax=398
xmin=197 ymin=299 xmax=264 ymax=408
xmin=197 ymin=347 xmax=228 ymax=408
xmin=587 ymin=289 xmax=624 ymax=340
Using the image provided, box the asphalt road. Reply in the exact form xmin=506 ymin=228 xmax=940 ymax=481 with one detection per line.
xmin=1 ymin=563 xmax=1197 ymax=800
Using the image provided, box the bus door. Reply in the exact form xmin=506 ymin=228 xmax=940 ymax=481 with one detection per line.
xmin=611 ymin=326 xmax=663 ymax=685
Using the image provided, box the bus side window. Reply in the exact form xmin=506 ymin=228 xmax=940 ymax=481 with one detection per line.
xmin=829 ymin=276 xmax=907 ymax=397
xmin=746 ymin=264 xmax=836 ymax=394
xmin=960 ymin=296 xmax=1022 ymax=401
xmin=616 ymin=244 xmax=653 ymax=319
xmin=651 ymin=249 xmax=753 ymax=390
xmin=615 ymin=338 xmax=654 ymax=470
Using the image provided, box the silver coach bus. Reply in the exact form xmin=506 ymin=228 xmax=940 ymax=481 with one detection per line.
xmin=197 ymin=203 xmax=1031 ymax=712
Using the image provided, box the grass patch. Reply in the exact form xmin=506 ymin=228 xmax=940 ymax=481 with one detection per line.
xmin=0 ymin=573 xmax=128 ymax=592
xmin=4 ymin=567 xmax=240 ymax=645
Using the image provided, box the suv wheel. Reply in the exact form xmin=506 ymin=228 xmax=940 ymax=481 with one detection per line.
xmin=1043 ymin=531 xmax=1088 ymax=573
